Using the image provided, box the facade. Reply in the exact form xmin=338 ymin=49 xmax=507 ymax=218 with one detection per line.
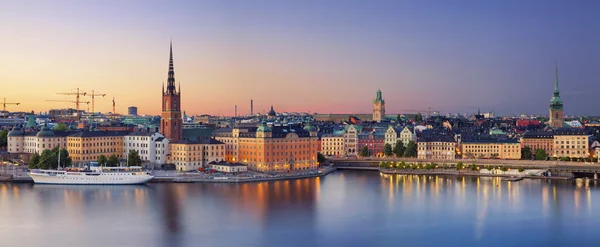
xmin=210 ymin=162 xmax=248 ymax=174
xmin=417 ymin=136 xmax=456 ymax=160
xmin=7 ymin=126 xmax=72 ymax=154
xmin=372 ymin=90 xmax=385 ymax=123
xmin=553 ymin=128 xmax=589 ymax=158
xmin=462 ymin=140 xmax=521 ymax=160
xmin=358 ymin=131 xmax=385 ymax=157
xmin=521 ymin=131 xmax=554 ymax=155
xmin=67 ymin=131 xmax=129 ymax=163
xmin=548 ymin=66 xmax=564 ymax=129
xmin=384 ymin=125 xmax=399 ymax=148
xmin=399 ymin=126 xmax=415 ymax=146
xmin=123 ymin=132 xmax=169 ymax=166
xmin=214 ymin=123 xmax=319 ymax=172
xmin=343 ymin=125 xmax=361 ymax=156
xmin=168 ymin=139 xmax=226 ymax=171
xmin=160 ymin=43 xmax=183 ymax=142
xmin=320 ymin=134 xmax=345 ymax=157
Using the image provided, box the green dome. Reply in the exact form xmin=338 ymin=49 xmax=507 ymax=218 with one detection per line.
xmin=303 ymin=123 xmax=317 ymax=132
xmin=36 ymin=126 xmax=55 ymax=138
xmin=7 ymin=126 xmax=24 ymax=137
xmin=257 ymin=121 xmax=271 ymax=132
xmin=550 ymin=96 xmax=563 ymax=110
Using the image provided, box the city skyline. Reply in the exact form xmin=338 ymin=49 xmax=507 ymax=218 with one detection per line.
xmin=1 ymin=1 xmax=599 ymax=116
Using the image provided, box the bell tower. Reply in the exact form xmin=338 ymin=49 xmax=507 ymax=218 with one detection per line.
xmin=548 ymin=64 xmax=564 ymax=129
xmin=160 ymin=42 xmax=183 ymax=141
xmin=373 ymin=89 xmax=385 ymax=122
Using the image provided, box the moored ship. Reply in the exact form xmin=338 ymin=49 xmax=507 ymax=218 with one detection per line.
xmin=28 ymin=163 xmax=154 ymax=185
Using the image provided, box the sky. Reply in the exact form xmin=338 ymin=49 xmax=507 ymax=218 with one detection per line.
xmin=1 ymin=0 xmax=599 ymax=116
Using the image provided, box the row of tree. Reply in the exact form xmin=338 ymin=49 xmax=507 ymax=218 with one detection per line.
xmin=521 ymin=147 xmax=548 ymax=160
xmin=96 ymin=150 xmax=143 ymax=167
xmin=28 ymin=148 xmax=143 ymax=169
xmin=381 ymin=141 xmax=418 ymax=158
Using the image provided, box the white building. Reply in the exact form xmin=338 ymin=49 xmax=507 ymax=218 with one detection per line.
xmin=399 ymin=126 xmax=415 ymax=146
xmin=321 ymin=134 xmax=345 ymax=157
xmin=7 ymin=126 xmax=70 ymax=154
xmin=209 ymin=161 xmax=247 ymax=173
xmin=384 ymin=125 xmax=398 ymax=148
xmin=343 ymin=125 xmax=361 ymax=156
xmin=123 ymin=132 xmax=169 ymax=167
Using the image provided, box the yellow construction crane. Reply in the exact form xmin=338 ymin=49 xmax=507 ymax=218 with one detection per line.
xmin=56 ymin=88 xmax=87 ymax=113
xmin=87 ymin=90 xmax=106 ymax=113
xmin=2 ymin=97 xmax=20 ymax=113
xmin=46 ymin=100 xmax=90 ymax=120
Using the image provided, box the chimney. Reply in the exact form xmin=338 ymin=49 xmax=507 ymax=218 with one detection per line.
xmin=235 ymin=105 xmax=237 ymax=117
xmin=250 ymin=99 xmax=253 ymax=115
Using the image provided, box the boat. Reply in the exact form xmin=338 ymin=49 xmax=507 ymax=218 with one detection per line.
xmin=28 ymin=163 xmax=154 ymax=185
xmin=501 ymin=176 xmax=523 ymax=182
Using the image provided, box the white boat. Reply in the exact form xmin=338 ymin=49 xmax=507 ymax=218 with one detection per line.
xmin=28 ymin=164 xmax=154 ymax=185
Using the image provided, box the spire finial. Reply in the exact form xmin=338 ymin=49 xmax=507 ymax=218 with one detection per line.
xmin=554 ymin=61 xmax=559 ymax=93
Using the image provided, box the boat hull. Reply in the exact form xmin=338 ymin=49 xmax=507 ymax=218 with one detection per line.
xmin=28 ymin=173 xmax=154 ymax=185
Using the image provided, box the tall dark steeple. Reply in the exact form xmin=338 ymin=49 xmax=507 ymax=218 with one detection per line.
xmin=166 ymin=41 xmax=177 ymax=95
xmin=549 ymin=62 xmax=564 ymax=129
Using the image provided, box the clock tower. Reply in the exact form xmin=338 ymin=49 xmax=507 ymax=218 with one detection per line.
xmin=160 ymin=42 xmax=183 ymax=141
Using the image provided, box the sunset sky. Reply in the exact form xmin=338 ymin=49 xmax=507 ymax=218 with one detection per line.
xmin=1 ymin=0 xmax=599 ymax=116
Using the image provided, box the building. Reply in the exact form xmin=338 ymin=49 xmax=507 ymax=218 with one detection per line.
xmin=384 ymin=125 xmax=399 ymax=147
xmin=313 ymin=114 xmax=373 ymax=123
xmin=128 ymin=106 xmax=138 ymax=116
xmin=399 ymin=126 xmax=415 ymax=146
xmin=209 ymin=161 xmax=248 ymax=174
xmin=320 ymin=134 xmax=345 ymax=157
xmin=521 ymin=131 xmax=554 ymax=155
xmin=372 ymin=89 xmax=385 ymax=123
xmin=67 ymin=131 xmax=129 ymax=163
xmin=123 ymin=132 xmax=169 ymax=167
xmin=343 ymin=125 xmax=361 ymax=156
xmin=7 ymin=126 xmax=73 ymax=154
xmin=160 ymin=42 xmax=183 ymax=142
xmin=417 ymin=136 xmax=456 ymax=160
xmin=168 ymin=138 xmax=226 ymax=171
xmin=358 ymin=130 xmax=385 ymax=157
xmin=548 ymin=65 xmax=564 ymax=129
xmin=553 ymin=128 xmax=589 ymax=158
xmin=461 ymin=140 xmax=521 ymax=159
xmin=214 ymin=122 xmax=319 ymax=172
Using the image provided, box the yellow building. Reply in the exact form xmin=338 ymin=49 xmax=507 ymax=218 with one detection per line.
xmin=461 ymin=140 xmax=521 ymax=159
xmin=209 ymin=161 xmax=248 ymax=174
xmin=417 ymin=136 xmax=456 ymax=160
xmin=67 ymin=131 xmax=129 ymax=164
xmin=168 ymin=139 xmax=225 ymax=171
xmin=320 ymin=134 xmax=345 ymax=157
xmin=553 ymin=128 xmax=589 ymax=158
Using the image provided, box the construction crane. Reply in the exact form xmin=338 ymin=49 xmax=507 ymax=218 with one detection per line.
xmin=56 ymin=88 xmax=87 ymax=114
xmin=112 ymin=97 xmax=116 ymax=114
xmin=86 ymin=90 xmax=106 ymax=113
xmin=400 ymin=107 xmax=438 ymax=118
xmin=46 ymin=100 xmax=90 ymax=120
xmin=2 ymin=97 xmax=20 ymax=113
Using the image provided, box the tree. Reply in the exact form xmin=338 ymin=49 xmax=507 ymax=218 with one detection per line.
xmin=38 ymin=149 xmax=54 ymax=169
xmin=0 ymin=129 xmax=8 ymax=147
xmin=396 ymin=114 xmax=405 ymax=123
xmin=58 ymin=148 xmax=72 ymax=168
xmin=535 ymin=149 xmax=547 ymax=160
xmin=456 ymin=162 xmax=464 ymax=170
xmin=127 ymin=149 xmax=142 ymax=167
xmin=107 ymin=154 xmax=120 ymax=167
xmin=53 ymin=122 xmax=69 ymax=131
xmin=393 ymin=141 xmax=405 ymax=157
xmin=97 ymin=154 xmax=107 ymax=166
xmin=28 ymin=153 xmax=40 ymax=169
xmin=404 ymin=141 xmax=417 ymax=157
xmin=383 ymin=143 xmax=393 ymax=157
xmin=359 ymin=146 xmax=370 ymax=157
xmin=317 ymin=152 xmax=327 ymax=164
xmin=415 ymin=113 xmax=423 ymax=122
xmin=521 ymin=147 xmax=533 ymax=160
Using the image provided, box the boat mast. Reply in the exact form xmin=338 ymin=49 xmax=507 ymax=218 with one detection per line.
xmin=58 ymin=148 xmax=61 ymax=170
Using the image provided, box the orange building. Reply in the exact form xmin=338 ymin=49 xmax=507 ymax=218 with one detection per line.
xmin=67 ymin=131 xmax=129 ymax=163
xmin=214 ymin=123 xmax=319 ymax=172
xmin=521 ymin=131 xmax=554 ymax=155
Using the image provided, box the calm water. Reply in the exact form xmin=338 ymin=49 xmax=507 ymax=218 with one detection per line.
xmin=1 ymin=171 xmax=599 ymax=247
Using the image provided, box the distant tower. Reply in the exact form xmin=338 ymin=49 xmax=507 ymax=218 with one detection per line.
xmin=373 ymin=89 xmax=385 ymax=122
xmin=548 ymin=64 xmax=564 ymax=129
xmin=160 ymin=42 xmax=183 ymax=141
xmin=250 ymin=99 xmax=254 ymax=115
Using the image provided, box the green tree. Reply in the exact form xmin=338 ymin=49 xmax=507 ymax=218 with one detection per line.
xmin=535 ymin=149 xmax=548 ymax=160
xmin=53 ymin=122 xmax=69 ymax=131
xmin=57 ymin=148 xmax=72 ymax=168
xmin=97 ymin=154 xmax=107 ymax=166
xmin=415 ymin=113 xmax=423 ymax=122
xmin=404 ymin=141 xmax=417 ymax=157
xmin=127 ymin=149 xmax=142 ymax=167
xmin=28 ymin=153 xmax=40 ymax=169
xmin=456 ymin=162 xmax=464 ymax=170
xmin=359 ymin=146 xmax=370 ymax=157
xmin=317 ymin=152 xmax=327 ymax=164
xmin=393 ymin=141 xmax=405 ymax=157
xmin=0 ymin=129 xmax=8 ymax=147
xmin=521 ymin=146 xmax=533 ymax=160
xmin=383 ymin=143 xmax=393 ymax=157
xmin=38 ymin=149 xmax=54 ymax=169
xmin=107 ymin=154 xmax=120 ymax=167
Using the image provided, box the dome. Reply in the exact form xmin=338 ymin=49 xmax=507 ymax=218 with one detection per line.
xmin=257 ymin=121 xmax=272 ymax=132
xmin=303 ymin=122 xmax=317 ymax=132
xmin=550 ymin=96 xmax=563 ymax=110
xmin=36 ymin=126 xmax=55 ymax=138
xmin=7 ymin=126 xmax=24 ymax=137
xmin=267 ymin=105 xmax=277 ymax=117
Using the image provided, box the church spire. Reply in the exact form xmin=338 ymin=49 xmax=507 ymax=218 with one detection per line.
xmin=554 ymin=62 xmax=560 ymax=96
xmin=166 ymin=41 xmax=176 ymax=95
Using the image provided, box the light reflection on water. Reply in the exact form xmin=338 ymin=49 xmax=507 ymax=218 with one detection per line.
xmin=0 ymin=171 xmax=599 ymax=247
